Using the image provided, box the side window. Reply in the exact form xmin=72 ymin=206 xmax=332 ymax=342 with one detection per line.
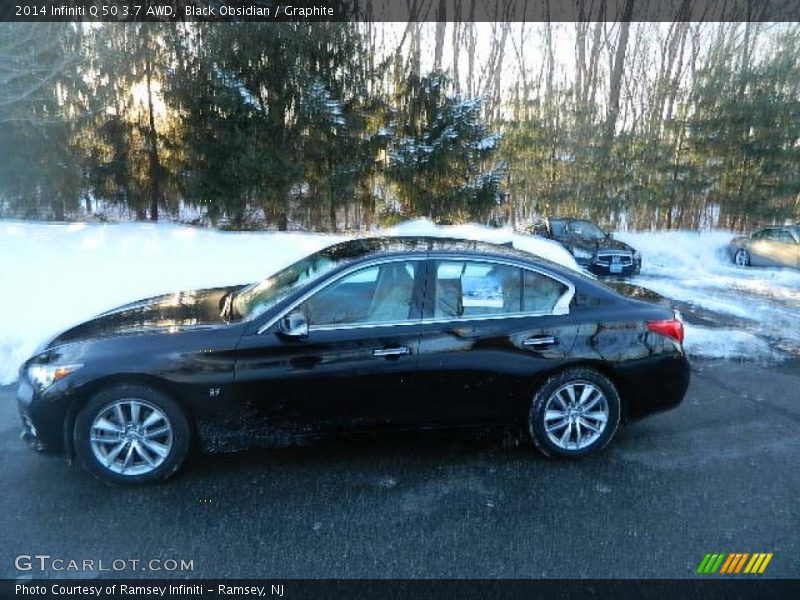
xmin=299 ymin=261 xmax=418 ymax=327
xmin=549 ymin=221 xmax=567 ymax=236
xmin=523 ymin=270 xmax=569 ymax=312
xmin=773 ymin=229 xmax=795 ymax=243
xmin=752 ymin=229 xmax=769 ymax=240
xmin=433 ymin=261 xmax=568 ymax=319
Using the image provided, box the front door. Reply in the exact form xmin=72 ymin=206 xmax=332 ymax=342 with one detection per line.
xmin=234 ymin=259 xmax=424 ymax=433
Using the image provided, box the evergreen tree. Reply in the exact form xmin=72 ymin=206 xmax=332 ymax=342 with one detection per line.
xmin=387 ymin=72 xmax=505 ymax=222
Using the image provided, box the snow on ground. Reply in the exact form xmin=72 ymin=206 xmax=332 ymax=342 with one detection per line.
xmin=0 ymin=219 xmax=578 ymax=384
xmin=616 ymin=229 xmax=800 ymax=361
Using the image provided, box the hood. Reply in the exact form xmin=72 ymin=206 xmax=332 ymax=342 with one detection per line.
xmin=571 ymin=236 xmax=636 ymax=254
xmin=46 ymin=285 xmax=245 ymax=348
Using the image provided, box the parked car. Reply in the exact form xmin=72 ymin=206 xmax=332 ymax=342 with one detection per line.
xmin=18 ymin=237 xmax=689 ymax=484
xmin=728 ymin=225 xmax=800 ymax=269
xmin=528 ymin=217 xmax=641 ymax=276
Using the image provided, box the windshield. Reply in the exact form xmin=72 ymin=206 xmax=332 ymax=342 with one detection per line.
xmin=232 ymin=253 xmax=338 ymax=320
xmin=569 ymin=220 xmax=607 ymax=240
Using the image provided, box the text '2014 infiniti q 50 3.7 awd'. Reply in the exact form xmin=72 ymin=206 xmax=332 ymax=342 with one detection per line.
xmin=18 ymin=237 xmax=690 ymax=484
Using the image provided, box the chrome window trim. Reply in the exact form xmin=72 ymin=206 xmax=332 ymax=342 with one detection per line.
xmin=257 ymin=253 xmax=575 ymax=334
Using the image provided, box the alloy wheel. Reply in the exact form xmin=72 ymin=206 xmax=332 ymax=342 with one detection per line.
xmin=735 ymin=250 xmax=749 ymax=267
xmin=542 ymin=381 xmax=609 ymax=451
xmin=90 ymin=399 xmax=174 ymax=476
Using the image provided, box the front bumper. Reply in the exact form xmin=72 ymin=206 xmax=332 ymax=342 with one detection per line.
xmin=17 ymin=376 xmax=70 ymax=456
xmin=574 ymin=254 xmax=641 ymax=276
xmin=587 ymin=261 xmax=641 ymax=277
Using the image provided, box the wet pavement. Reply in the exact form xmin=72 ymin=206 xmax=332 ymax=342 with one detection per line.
xmin=2 ymin=357 xmax=799 ymax=579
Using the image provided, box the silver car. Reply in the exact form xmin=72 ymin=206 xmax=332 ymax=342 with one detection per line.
xmin=728 ymin=225 xmax=800 ymax=269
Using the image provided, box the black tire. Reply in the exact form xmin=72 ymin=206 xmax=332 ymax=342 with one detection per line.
xmin=529 ymin=368 xmax=621 ymax=459
xmin=734 ymin=249 xmax=750 ymax=267
xmin=74 ymin=384 xmax=190 ymax=485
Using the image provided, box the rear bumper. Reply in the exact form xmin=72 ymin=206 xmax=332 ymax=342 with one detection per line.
xmin=616 ymin=354 xmax=690 ymax=420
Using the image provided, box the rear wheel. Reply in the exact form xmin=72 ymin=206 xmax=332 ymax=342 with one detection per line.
xmin=734 ymin=249 xmax=750 ymax=267
xmin=74 ymin=384 xmax=190 ymax=484
xmin=529 ymin=368 xmax=621 ymax=458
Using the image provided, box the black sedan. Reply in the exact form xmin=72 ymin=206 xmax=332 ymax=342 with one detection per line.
xmin=18 ymin=237 xmax=689 ymax=484
xmin=529 ymin=218 xmax=642 ymax=276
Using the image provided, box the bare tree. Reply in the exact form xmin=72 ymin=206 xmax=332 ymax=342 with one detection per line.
xmin=433 ymin=0 xmax=446 ymax=72
xmin=602 ymin=0 xmax=635 ymax=146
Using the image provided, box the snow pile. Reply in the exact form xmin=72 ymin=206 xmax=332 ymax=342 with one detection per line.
xmin=0 ymin=221 xmax=345 ymax=384
xmin=0 ymin=219 xmax=579 ymax=384
xmin=385 ymin=218 xmax=580 ymax=271
xmin=683 ymin=324 xmax=778 ymax=361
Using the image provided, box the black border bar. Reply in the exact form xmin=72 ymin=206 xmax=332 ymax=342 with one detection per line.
xmin=3 ymin=579 xmax=800 ymax=600
xmin=2 ymin=0 xmax=800 ymax=22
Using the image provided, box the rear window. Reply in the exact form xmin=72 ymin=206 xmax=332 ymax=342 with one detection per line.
xmin=433 ymin=260 xmax=568 ymax=319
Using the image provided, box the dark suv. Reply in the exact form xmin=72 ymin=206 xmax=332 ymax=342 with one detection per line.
xmin=528 ymin=218 xmax=641 ymax=277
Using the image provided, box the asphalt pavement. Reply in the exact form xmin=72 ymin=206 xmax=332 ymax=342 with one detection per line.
xmin=1 ymin=358 xmax=799 ymax=579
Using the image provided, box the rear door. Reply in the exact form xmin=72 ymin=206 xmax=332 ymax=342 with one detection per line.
xmin=767 ymin=228 xmax=800 ymax=268
xmin=749 ymin=228 xmax=790 ymax=267
xmin=414 ymin=257 xmax=579 ymax=426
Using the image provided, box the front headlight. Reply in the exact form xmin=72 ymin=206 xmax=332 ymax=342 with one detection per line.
xmin=572 ymin=247 xmax=593 ymax=260
xmin=27 ymin=363 xmax=83 ymax=391
xmin=634 ymin=250 xmax=642 ymax=260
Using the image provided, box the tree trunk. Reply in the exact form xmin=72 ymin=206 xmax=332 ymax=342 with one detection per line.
xmin=434 ymin=0 xmax=446 ymax=72
xmin=145 ymin=52 xmax=161 ymax=222
xmin=603 ymin=0 xmax=634 ymax=146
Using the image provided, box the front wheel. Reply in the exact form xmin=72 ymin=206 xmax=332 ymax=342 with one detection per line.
xmin=74 ymin=384 xmax=190 ymax=484
xmin=734 ymin=249 xmax=750 ymax=267
xmin=529 ymin=368 xmax=621 ymax=458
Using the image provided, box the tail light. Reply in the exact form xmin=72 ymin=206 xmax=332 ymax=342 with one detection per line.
xmin=647 ymin=318 xmax=685 ymax=344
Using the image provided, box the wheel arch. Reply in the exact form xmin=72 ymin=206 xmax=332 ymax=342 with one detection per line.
xmin=62 ymin=373 xmax=197 ymax=461
xmin=530 ymin=360 xmax=632 ymax=422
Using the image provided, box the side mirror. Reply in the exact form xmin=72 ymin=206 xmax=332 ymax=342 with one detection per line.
xmin=278 ymin=311 xmax=308 ymax=338
xmin=606 ymin=232 xmax=614 ymax=240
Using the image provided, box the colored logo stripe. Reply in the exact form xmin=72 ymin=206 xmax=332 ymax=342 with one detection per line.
xmin=697 ymin=553 xmax=773 ymax=574
xmin=744 ymin=553 xmax=773 ymax=574
xmin=697 ymin=553 xmax=725 ymax=574
xmin=720 ymin=553 xmax=748 ymax=573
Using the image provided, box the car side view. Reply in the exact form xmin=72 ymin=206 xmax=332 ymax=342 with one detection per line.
xmin=527 ymin=217 xmax=642 ymax=276
xmin=18 ymin=237 xmax=689 ymax=484
xmin=728 ymin=225 xmax=800 ymax=269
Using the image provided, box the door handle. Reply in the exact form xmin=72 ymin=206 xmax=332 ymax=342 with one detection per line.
xmin=373 ymin=346 xmax=411 ymax=358
xmin=523 ymin=335 xmax=557 ymax=347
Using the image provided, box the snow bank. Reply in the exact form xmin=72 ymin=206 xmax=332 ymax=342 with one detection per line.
xmin=683 ymin=324 xmax=778 ymax=361
xmin=0 ymin=219 xmax=579 ymax=384
xmin=385 ymin=218 xmax=580 ymax=270
xmin=0 ymin=221 xmax=345 ymax=384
